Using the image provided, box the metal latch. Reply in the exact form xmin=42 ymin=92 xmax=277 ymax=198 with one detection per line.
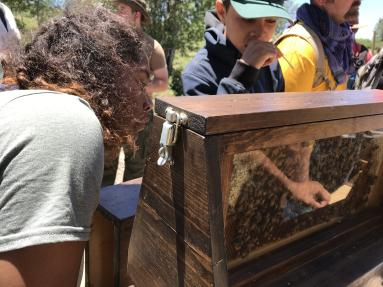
xmin=157 ymin=107 xmax=188 ymax=166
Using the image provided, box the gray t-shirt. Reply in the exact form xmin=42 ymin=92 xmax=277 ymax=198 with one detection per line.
xmin=0 ymin=90 xmax=104 ymax=252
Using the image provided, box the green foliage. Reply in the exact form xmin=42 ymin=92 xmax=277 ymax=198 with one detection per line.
xmin=353 ymin=38 xmax=383 ymax=55
xmin=169 ymin=41 xmax=203 ymax=96
xmin=136 ymin=0 xmax=214 ymax=95
xmin=144 ymin=0 xmax=213 ymax=72
xmin=82 ymin=0 xmax=115 ymax=9
xmin=1 ymin=0 xmax=31 ymax=13
xmin=145 ymin=1 xmax=212 ymax=52
xmin=3 ymin=0 xmax=61 ymax=29
xmin=14 ymin=17 xmax=26 ymax=30
xmin=357 ymin=38 xmax=372 ymax=49
xmin=169 ymin=68 xmax=183 ymax=96
xmin=357 ymin=33 xmax=383 ymax=54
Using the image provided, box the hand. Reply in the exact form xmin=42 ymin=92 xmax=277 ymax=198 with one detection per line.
xmin=288 ymin=180 xmax=331 ymax=209
xmin=241 ymin=36 xmax=279 ymax=69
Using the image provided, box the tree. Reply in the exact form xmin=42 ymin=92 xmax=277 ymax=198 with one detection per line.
xmin=2 ymin=0 xmax=60 ymax=28
xmin=375 ymin=18 xmax=383 ymax=42
xmin=144 ymin=0 xmax=213 ymax=74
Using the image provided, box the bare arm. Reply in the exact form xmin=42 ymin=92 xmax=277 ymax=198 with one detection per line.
xmin=251 ymin=150 xmax=330 ymax=208
xmin=0 ymin=242 xmax=85 ymax=287
xmin=146 ymin=39 xmax=169 ymax=96
xmin=145 ymin=66 xmax=169 ymax=95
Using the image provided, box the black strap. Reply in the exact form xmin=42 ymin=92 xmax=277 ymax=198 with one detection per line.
xmin=371 ymin=58 xmax=383 ymax=89
xmin=354 ymin=50 xmax=369 ymax=69
xmin=0 ymin=7 xmax=8 ymax=32
xmin=359 ymin=44 xmax=368 ymax=53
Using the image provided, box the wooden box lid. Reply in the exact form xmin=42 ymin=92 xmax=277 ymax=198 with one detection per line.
xmin=155 ymin=90 xmax=383 ymax=136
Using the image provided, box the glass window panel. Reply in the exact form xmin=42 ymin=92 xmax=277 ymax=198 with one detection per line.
xmin=225 ymin=131 xmax=383 ymax=263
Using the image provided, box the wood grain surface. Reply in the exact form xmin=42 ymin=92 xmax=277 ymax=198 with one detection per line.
xmin=155 ymin=89 xmax=383 ymax=135
xmin=128 ymin=116 xmax=215 ymax=287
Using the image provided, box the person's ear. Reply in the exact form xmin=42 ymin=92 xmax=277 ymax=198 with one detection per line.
xmin=216 ymin=0 xmax=227 ymax=24
xmin=134 ymin=10 xmax=142 ymax=26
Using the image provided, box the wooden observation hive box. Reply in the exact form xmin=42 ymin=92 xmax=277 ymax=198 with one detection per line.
xmin=128 ymin=90 xmax=383 ymax=287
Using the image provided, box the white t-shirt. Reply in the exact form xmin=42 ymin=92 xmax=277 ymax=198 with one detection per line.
xmin=0 ymin=2 xmax=21 ymax=54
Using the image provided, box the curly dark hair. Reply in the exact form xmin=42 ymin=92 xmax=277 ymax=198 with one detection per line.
xmin=4 ymin=5 xmax=150 ymax=155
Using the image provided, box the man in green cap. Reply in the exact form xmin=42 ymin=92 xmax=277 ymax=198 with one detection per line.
xmin=114 ymin=0 xmax=168 ymax=182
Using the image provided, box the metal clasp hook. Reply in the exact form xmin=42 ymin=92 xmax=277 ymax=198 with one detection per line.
xmin=157 ymin=107 xmax=188 ymax=166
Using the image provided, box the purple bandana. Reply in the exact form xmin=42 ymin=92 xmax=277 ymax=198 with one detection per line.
xmin=297 ymin=3 xmax=354 ymax=84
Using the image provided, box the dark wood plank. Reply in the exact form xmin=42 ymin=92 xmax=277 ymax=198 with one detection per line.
xmin=228 ymin=212 xmax=382 ymax=287
xmin=140 ymin=183 xmax=211 ymax=256
xmin=155 ymin=90 xmax=383 ymax=135
xmin=87 ymin=211 xmax=115 ymax=287
xmin=120 ymin=220 xmax=135 ymax=287
xmin=142 ymin=116 xmax=211 ymax=235
xmin=261 ymin=222 xmax=383 ymax=287
xmin=205 ymin=136 xmax=229 ymax=287
xmin=349 ymin=263 xmax=383 ymax=287
xmin=128 ymin=115 xmax=215 ymax=286
xmin=128 ymin=202 xmax=214 ymax=287
xmin=218 ymin=114 xmax=383 ymax=155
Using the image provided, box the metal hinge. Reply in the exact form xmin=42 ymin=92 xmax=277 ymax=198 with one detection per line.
xmin=157 ymin=107 xmax=188 ymax=166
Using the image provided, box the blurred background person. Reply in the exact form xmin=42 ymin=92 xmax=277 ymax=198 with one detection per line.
xmin=0 ymin=2 xmax=21 ymax=79
xmin=114 ymin=0 xmax=168 ymax=182
xmin=345 ymin=0 xmax=373 ymax=89
xmin=115 ymin=0 xmax=168 ymax=96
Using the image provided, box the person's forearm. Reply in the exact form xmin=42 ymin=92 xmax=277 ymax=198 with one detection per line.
xmin=252 ymin=150 xmax=294 ymax=190
xmin=289 ymin=142 xmax=313 ymax=182
xmin=299 ymin=145 xmax=312 ymax=182
xmin=251 ymin=149 xmax=330 ymax=208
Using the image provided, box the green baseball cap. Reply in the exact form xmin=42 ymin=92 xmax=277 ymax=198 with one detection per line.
xmin=230 ymin=0 xmax=292 ymax=22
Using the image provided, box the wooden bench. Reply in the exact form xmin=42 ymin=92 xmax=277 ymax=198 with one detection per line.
xmin=86 ymin=178 xmax=142 ymax=287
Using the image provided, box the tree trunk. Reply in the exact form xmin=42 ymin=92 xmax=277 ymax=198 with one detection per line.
xmin=165 ymin=47 xmax=176 ymax=75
